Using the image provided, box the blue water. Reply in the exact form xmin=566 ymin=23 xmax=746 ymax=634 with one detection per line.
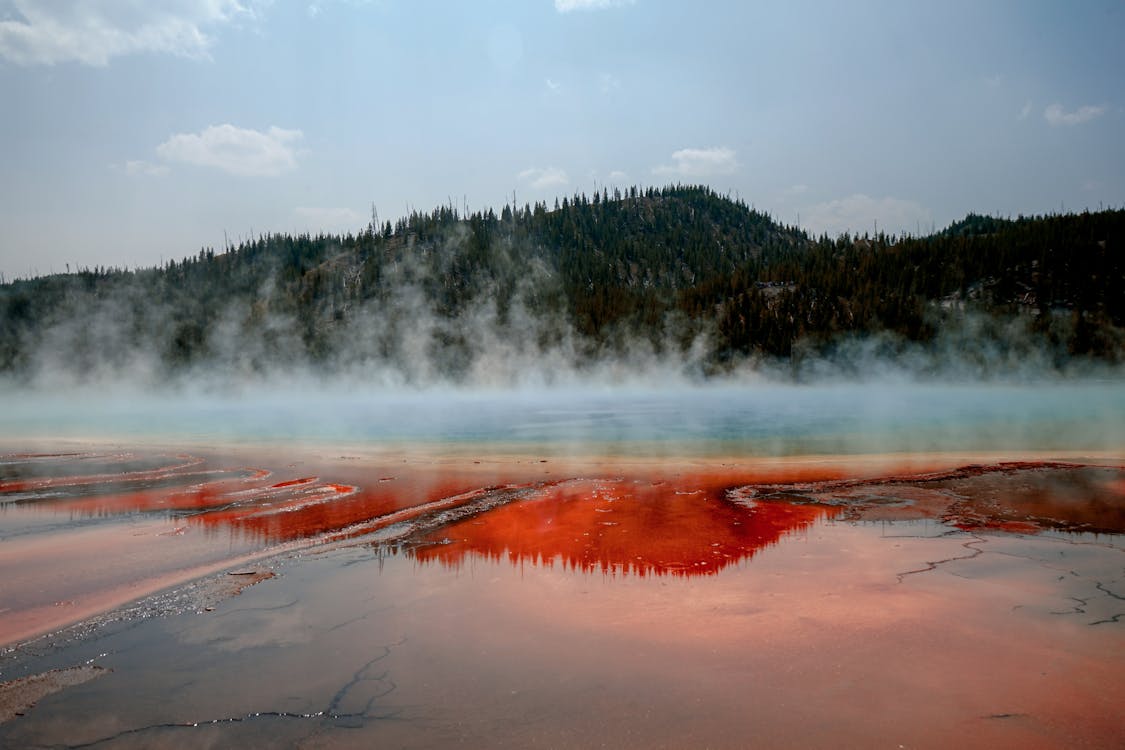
xmin=2 ymin=381 xmax=1123 ymax=456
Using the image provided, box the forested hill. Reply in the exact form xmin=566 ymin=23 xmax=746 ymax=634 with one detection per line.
xmin=1 ymin=185 xmax=1123 ymax=385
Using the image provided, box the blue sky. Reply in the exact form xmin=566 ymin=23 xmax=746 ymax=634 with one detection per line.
xmin=1 ymin=0 xmax=1122 ymax=279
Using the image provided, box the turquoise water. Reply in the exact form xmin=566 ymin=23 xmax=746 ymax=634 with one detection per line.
xmin=3 ymin=381 xmax=1123 ymax=455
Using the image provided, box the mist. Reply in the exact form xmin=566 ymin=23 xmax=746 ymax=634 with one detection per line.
xmin=4 ymin=272 xmax=1125 ymax=459
xmin=2 ymin=191 xmax=1123 ymax=459
xmin=3 ymin=328 xmax=1123 ymax=458
xmin=4 ymin=252 xmax=1122 ymax=393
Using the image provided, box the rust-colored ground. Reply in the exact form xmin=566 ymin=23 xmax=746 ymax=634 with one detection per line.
xmin=2 ymin=443 xmax=1121 ymax=647
xmin=0 ymin=443 xmax=1122 ymax=748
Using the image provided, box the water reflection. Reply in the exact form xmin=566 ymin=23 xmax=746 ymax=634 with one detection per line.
xmin=1 ymin=451 xmax=538 ymax=545
xmin=5 ymin=452 xmax=1123 ymax=552
xmin=3 ymin=448 xmax=1124 ymax=649
xmin=409 ymin=478 xmax=833 ymax=576
xmin=0 ymin=452 xmax=333 ymax=542
xmin=2 ymin=452 xmax=846 ymax=576
xmin=1 ymin=452 xmax=844 ymax=574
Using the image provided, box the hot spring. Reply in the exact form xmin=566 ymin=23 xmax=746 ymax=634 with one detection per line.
xmin=1 ymin=380 xmax=1122 ymax=748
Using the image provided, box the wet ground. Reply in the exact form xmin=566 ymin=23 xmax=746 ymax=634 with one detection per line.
xmin=1 ymin=445 xmax=1122 ymax=748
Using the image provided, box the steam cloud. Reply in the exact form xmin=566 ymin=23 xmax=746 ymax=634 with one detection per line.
xmin=7 ymin=265 xmax=1119 ymax=394
xmin=2 ymin=212 xmax=1122 ymax=458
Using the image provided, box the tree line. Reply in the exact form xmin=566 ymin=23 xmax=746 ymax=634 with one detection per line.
xmin=1 ymin=185 xmax=1121 ymax=381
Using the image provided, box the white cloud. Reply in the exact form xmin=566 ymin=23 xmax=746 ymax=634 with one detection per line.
xmin=545 ymin=77 xmax=561 ymax=92
xmin=1018 ymin=101 xmax=1032 ymax=120
xmin=606 ymin=170 xmax=629 ymax=183
xmin=652 ymin=147 xmax=739 ymax=178
xmin=983 ymin=73 xmax=1003 ymax=89
xmin=294 ymin=206 xmax=365 ymax=230
xmin=1044 ymin=103 xmax=1106 ymax=127
xmin=156 ymin=124 xmax=303 ymax=177
xmin=555 ymin=0 xmax=635 ymax=11
xmin=0 ymin=1 xmax=256 ymax=66
xmin=123 ymin=160 xmax=170 ymax=177
xmin=802 ymin=194 xmax=932 ymax=238
xmin=782 ymin=183 xmax=808 ymax=196
xmin=518 ymin=167 xmax=569 ymax=190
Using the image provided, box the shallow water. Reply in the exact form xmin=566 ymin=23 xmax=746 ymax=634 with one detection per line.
xmin=5 ymin=381 xmax=1125 ymax=453
xmin=1 ymin=383 xmax=1123 ymax=747
xmin=1 ymin=511 xmax=1121 ymax=749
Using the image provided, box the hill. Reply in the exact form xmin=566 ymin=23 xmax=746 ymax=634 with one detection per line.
xmin=1 ymin=185 xmax=1122 ymax=385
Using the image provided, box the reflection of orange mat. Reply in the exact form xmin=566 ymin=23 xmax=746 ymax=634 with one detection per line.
xmin=3 ymin=448 xmax=1122 ymax=647
xmin=412 ymin=478 xmax=831 ymax=577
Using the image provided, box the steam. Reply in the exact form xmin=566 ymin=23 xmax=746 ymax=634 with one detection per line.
xmin=7 ymin=263 xmax=1121 ymax=393
xmin=782 ymin=312 xmax=1125 ymax=385
xmin=6 ymin=255 xmax=719 ymax=393
xmin=2 ymin=221 xmax=1123 ymax=458
xmin=3 ymin=268 xmax=1124 ymax=457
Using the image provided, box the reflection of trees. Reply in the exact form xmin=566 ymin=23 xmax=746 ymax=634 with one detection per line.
xmin=411 ymin=479 xmax=833 ymax=578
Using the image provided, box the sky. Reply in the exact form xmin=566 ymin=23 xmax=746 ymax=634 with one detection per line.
xmin=1 ymin=0 xmax=1123 ymax=280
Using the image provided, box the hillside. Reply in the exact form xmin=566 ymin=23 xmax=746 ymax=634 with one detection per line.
xmin=1 ymin=185 xmax=1123 ymax=385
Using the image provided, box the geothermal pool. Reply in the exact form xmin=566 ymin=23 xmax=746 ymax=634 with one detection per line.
xmin=1 ymin=384 xmax=1123 ymax=748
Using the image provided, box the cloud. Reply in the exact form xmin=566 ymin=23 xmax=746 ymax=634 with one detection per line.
xmin=606 ymin=170 xmax=629 ymax=183
xmin=294 ymin=206 xmax=365 ymax=231
xmin=782 ymin=183 xmax=809 ymax=197
xmin=545 ymin=77 xmax=561 ymax=92
xmin=518 ymin=167 xmax=569 ymax=190
xmin=802 ymin=194 xmax=932 ymax=238
xmin=1018 ymin=101 xmax=1032 ymax=120
xmin=123 ymin=160 xmax=170 ymax=177
xmin=652 ymin=147 xmax=738 ymax=178
xmin=156 ymin=124 xmax=303 ymax=177
xmin=555 ymin=0 xmax=635 ymax=11
xmin=982 ymin=73 xmax=1003 ymax=89
xmin=1044 ymin=103 xmax=1106 ymax=127
xmin=0 ymin=1 xmax=256 ymax=66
